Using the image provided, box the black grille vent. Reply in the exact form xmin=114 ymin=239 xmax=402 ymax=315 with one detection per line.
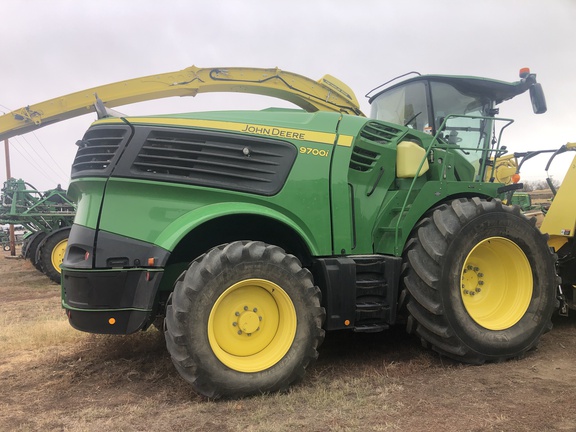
xmin=349 ymin=121 xmax=403 ymax=172
xmin=130 ymin=129 xmax=297 ymax=196
xmin=72 ymin=126 xmax=128 ymax=177
xmin=360 ymin=121 xmax=402 ymax=144
xmin=350 ymin=146 xmax=379 ymax=172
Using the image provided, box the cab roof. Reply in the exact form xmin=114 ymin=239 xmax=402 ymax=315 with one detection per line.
xmin=369 ymin=74 xmax=531 ymax=105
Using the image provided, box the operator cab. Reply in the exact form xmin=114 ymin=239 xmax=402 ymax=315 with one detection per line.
xmin=368 ymin=70 xmax=546 ymax=177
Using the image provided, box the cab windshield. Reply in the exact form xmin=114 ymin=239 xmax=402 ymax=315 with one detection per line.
xmin=370 ymin=81 xmax=431 ymax=133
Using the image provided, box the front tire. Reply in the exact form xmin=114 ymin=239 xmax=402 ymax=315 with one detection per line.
xmin=402 ymin=198 xmax=556 ymax=364
xmin=165 ymin=241 xmax=325 ymax=398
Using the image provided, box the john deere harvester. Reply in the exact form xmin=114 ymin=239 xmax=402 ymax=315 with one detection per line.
xmin=0 ymin=66 xmax=557 ymax=398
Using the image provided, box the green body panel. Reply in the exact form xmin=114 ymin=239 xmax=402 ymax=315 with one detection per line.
xmin=328 ymin=114 xmax=373 ymax=255
xmin=344 ymin=123 xmax=411 ymax=253
xmin=92 ymin=110 xmax=349 ymax=256
xmin=100 ymin=179 xmax=325 ymax=255
xmin=73 ymin=108 xmax=505 ymax=260
xmin=67 ymin=178 xmax=106 ymax=229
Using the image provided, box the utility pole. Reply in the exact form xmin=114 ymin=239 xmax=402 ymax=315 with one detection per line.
xmin=4 ymin=139 xmax=16 ymax=256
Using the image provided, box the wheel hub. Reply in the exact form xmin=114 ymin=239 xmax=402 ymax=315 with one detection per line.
xmin=461 ymin=265 xmax=483 ymax=297
xmin=235 ymin=307 xmax=261 ymax=335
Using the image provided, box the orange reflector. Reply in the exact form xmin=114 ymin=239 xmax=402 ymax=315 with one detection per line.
xmin=519 ymin=67 xmax=530 ymax=78
xmin=147 ymin=257 xmax=155 ymax=266
xmin=344 ymin=319 xmax=351 ymax=326
xmin=512 ymin=173 xmax=521 ymax=184
xmin=108 ymin=318 xmax=116 ymax=325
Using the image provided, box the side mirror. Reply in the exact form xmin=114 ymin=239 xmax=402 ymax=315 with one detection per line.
xmin=530 ymin=83 xmax=547 ymax=114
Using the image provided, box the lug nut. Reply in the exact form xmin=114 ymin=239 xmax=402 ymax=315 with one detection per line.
xmin=478 ymin=273 xmax=484 ymax=277
xmin=232 ymin=322 xmax=237 ymax=326
xmin=475 ymin=288 xmax=481 ymax=293
xmin=244 ymin=306 xmax=249 ymax=311
xmin=470 ymin=292 xmax=475 ymax=296
xmin=473 ymin=267 xmax=479 ymax=272
xmin=463 ymin=290 xmax=469 ymax=295
xmin=237 ymin=330 xmax=242 ymax=335
xmin=478 ymin=281 xmax=484 ymax=286
xmin=235 ymin=312 xmax=240 ymax=316
xmin=253 ymin=308 xmax=258 ymax=312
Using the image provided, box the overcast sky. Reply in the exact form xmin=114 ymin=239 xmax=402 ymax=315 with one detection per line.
xmin=1 ymin=0 xmax=575 ymax=190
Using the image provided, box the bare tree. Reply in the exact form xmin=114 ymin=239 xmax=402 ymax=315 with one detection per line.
xmin=521 ymin=178 xmax=561 ymax=192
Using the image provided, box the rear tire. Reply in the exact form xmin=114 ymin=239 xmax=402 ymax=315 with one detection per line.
xmin=165 ymin=241 xmax=325 ymax=398
xmin=25 ymin=231 xmax=46 ymax=272
xmin=402 ymin=198 xmax=556 ymax=363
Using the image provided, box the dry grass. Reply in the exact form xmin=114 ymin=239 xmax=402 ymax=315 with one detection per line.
xmin=2 ymin=251 xmax=576 ymax=431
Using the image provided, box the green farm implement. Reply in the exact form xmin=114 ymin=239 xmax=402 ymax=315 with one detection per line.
xmin=0 ymin=178 xmax=75 ymax=282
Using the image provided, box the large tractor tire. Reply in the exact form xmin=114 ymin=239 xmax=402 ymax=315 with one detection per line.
xmin=165 ymin=241 xmax=325 ymax=398
xmin=38 ymin=228 xmax=70 ymax=284
xmin=24 ymin=231 xmax=47 ymax=272
xmin=402 ymin=197 xmax=556 ymax=364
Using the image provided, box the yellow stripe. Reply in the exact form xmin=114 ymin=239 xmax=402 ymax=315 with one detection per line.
xmin=336 ymin=135 xmax=354 ymax=147
xmin=96 ymin=117 xmax=355 ymax=146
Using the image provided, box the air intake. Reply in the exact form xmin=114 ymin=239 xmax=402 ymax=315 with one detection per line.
xmin=72 ymin=126 xmax=129 ymax=177
xmin=130 ymin=128 xmax=297 ymax=196
xmin=359 ymin=121 xmax=402 ymax=145
xmin=349 ymin=121 xmax=404 ymax=172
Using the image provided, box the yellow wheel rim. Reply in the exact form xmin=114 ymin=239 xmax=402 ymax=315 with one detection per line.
xmin=51 ymin=239 xmax=68 ymax=274
xmin=460 ymin=237 xmax=533 ymax=330
xmin=208 ymin=278 xmax=297 ymax=373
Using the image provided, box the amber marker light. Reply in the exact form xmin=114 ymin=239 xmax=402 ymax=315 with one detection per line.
xmin=108 ymin=318 xmax=116 ymax=325
xmin=344 ymin=319 xmax=351 ymax=326
xmin=512 ymin=173 xmax=521 ymax=184
xmin=519 ymin=67 xmax=530 ymax=78
xmin=147 ymin=257 xmax=155 ymax=266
